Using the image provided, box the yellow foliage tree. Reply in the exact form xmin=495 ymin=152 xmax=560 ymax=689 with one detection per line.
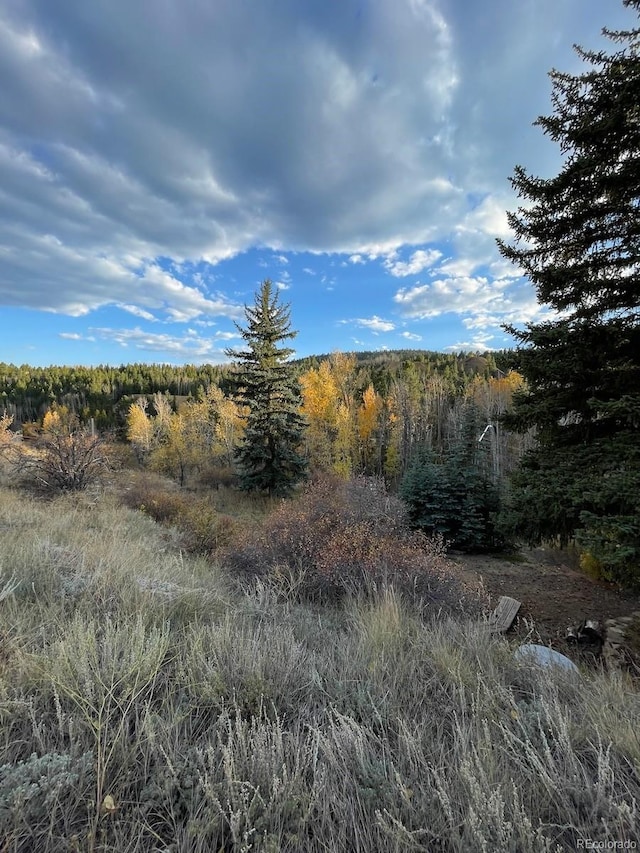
xmin=126 ymin=399 xmax=154 ymax=461
xmin=42 ymin=405 xmax=74 ymax=436
xmin=329 ymin=351 xmax=357 ymax=407
xmin=382 ymin=391 xmax=402 ymax=485
xmin=468 ymin=371 xmax=525 ymax=416
xmin=215 ymin=396 xmax=247 ymax=466
xmin=150 ymin=412 xmax=198 ymax=486
xmin=357 ymin=384 xmax=383 ymax=473
xmin=333 ymin=401 xmax=354 ymax=479
xmin=126 ymin=385 xmax=246 ymax=486
xmin=300 ymin=361 xmax=341 ymax=471
xmin=180 ymin=385 xmax=247 ymax=471
xmin=0 ymin=413 xmax=14 ymax=445
xmin=298 ymin=353 xmax=359 ymax=476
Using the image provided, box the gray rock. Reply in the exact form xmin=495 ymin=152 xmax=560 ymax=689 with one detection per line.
xmin=515 ymin=644 xmax=580 ymax=674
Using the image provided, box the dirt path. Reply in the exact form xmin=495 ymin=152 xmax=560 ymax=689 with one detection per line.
xmin=450 ymin=548 xmax=640 ymax=657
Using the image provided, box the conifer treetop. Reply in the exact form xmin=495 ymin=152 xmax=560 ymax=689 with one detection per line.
xmin=226 ymin=279 xmax=297 ymax=368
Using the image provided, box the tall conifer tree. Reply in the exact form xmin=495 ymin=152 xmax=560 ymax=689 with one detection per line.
xmin=497 ymin=1 xmax=640 ymax=581
xmin=225 ymin=280 xmax=307 ymax=496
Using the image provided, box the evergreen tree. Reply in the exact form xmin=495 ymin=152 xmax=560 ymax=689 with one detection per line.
xmin=497 ymin=1 xmax=640 ymax=582
xmin=400 ymin=403 xmax=502 ymax=551
xmin=225 ymin=280 xmax=307 ymax=496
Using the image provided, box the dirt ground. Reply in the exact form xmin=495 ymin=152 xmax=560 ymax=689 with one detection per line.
xmin=450 ymin=548 xmax=640 ymax=666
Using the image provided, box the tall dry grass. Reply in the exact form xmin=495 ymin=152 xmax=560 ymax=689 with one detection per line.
xmin=0 ymin=479 xmax=638 ymax=851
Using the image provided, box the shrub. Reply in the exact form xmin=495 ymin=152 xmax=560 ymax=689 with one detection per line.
xmin=15 ymin=428 xmax=109 ymax=494
xmin=121 ymin=473 xmax=239 ymax=553
xmin=0 ymin=751 xmax=94 ymax=841
xmin=197 ymin=464 xmax=236 ymax=490
xmin=579 ymin=548 xmax=612 ymax=582
xmin=180 ymin=502 xmax=240 ymax=553
xmin=576 ymin=510 xmax=640 ymax=588
xmin=222 ymin=474 xmax=484 ymax=611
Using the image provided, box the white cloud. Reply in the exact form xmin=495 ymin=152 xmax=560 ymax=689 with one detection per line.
xmin=356 ymin=316 xmax=396 ymax=333
xmin=384 ymin=248 xmax=442 ymax=277
xmin=118 ymin=303 xmax=157 ymax=321
xmin=59 ymin=332 xmax=82 ymax=340
xmin=212 ymin=330 xmax=240 ymax=341
xmin=0 ymin=0 xmax=467 ymax=319
xmin=89 ymin=327 xmax=231 ymax=361
xmin=459 ymin=195 xmax=512 ymax=239
xmin=0 ymin=0 xmax=634 ymax=330
xmin=394 ymin=276 xmax=496 ymax=319
xmin=445 ymin=332 xmax=497 ymax=352
xmin=275 ymin=281 xmax=290 ymax=290
xmin=394 ymin=274 xmax=553 ymax=331
xmin=400 ymin=331 xmax=422 ymax=341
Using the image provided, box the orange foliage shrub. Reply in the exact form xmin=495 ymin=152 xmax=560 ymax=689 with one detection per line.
xmin=223 ymin=474 xmax=485 ymax=611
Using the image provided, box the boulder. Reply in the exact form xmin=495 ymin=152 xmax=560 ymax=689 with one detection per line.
xmin=515 ymin=643 xmax=580 ymax=674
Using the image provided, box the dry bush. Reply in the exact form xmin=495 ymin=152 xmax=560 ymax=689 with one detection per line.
xmin=121 ymin=472 xmax=239 ymax=553
xmin=196 ymin=463 xmax=236 ymax=491
xmin=121 ymin=473 xmax=188 ymax=523
xmin=101 ymin=439 xmax=139 ymax=471
xmin=7 ymin=429 xmax=109 ymax=494
xmin=180 ymin=502 xmax=240 ymax=553
xmin=223 ymin=473 xmax=483 ymax=610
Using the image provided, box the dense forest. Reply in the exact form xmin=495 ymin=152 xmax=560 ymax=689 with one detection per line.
xmin=0 ymin=350 xmax=526 ymax=491
xmin=0 ymin=361 xmax=228 ymax=428
xmin=0 ymin=349 xmax=510 ymax=429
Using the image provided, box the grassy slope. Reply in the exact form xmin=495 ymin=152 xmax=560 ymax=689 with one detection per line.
xmin=0 ymin=483 xmax=639 ymax=852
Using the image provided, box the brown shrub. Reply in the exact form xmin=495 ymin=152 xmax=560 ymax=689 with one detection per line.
xmin=222 ymin=473 xmax=485 ymax=612
xmin=121 ymin=472 xmax=239 ymax=552
xmin=196 ymin=464 xmax=236 ymax=490
xmin=121 ymin=474 xmax=187 ymax=523
xmin=13 ymin=429 xmax=109 ymax=493
xmin=179 ymin=502 xmax=240 ymax=553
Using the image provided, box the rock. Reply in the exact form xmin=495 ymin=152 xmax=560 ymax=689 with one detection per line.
xmin=607 ymin=628 xmax=626 ymax=642
xmin=578 ymin=620 xmax=604 ymax=644
xmin=515 ymin=644 xmax=580 ymax=674
xmin=566 ymin=625 xmax=579 ymax=642
xmin=566 ymin=620 xmax=604 ymax=646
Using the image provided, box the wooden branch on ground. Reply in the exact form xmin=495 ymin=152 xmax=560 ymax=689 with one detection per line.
xmin=488 ymin=595 xmax=521 ymax=633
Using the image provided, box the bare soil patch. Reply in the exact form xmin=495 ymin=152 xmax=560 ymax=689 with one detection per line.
xmin=450 ymin=548 xmax=640 ymax=667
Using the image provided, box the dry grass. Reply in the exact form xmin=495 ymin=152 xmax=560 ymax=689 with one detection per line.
xmin=0 ymin=477 xmax=638 ymax=852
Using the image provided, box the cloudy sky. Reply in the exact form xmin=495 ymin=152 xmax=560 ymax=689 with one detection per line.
xmin=0 ymin=0 xmax=635 ymax=366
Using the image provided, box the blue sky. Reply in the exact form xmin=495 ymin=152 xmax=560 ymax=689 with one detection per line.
xmin=0 ymin=0 xmax=636 ymax=367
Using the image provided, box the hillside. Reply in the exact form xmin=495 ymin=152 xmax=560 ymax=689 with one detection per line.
xmin=0 ymin=470 xmax=639 ymax=851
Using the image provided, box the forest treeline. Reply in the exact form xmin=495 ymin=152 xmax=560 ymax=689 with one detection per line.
xmin=0 ymin=350 xmax=527 ymax=490
xmin=0 ymin=360 xmax=228 ymax=428
xmin=117 ymin=350 xmax=528 ymax=504
xmin=0 ymin=349 xmax=511 ymax=430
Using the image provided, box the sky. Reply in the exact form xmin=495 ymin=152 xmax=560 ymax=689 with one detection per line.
xmin=0 ymin=0 xmax=636 ymax=367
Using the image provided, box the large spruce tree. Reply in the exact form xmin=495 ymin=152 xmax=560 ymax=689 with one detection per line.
xmin=225 ymin=280 xmax=307 ymax=496
xmin=497 ymin=1 xmax=640 ymax=582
